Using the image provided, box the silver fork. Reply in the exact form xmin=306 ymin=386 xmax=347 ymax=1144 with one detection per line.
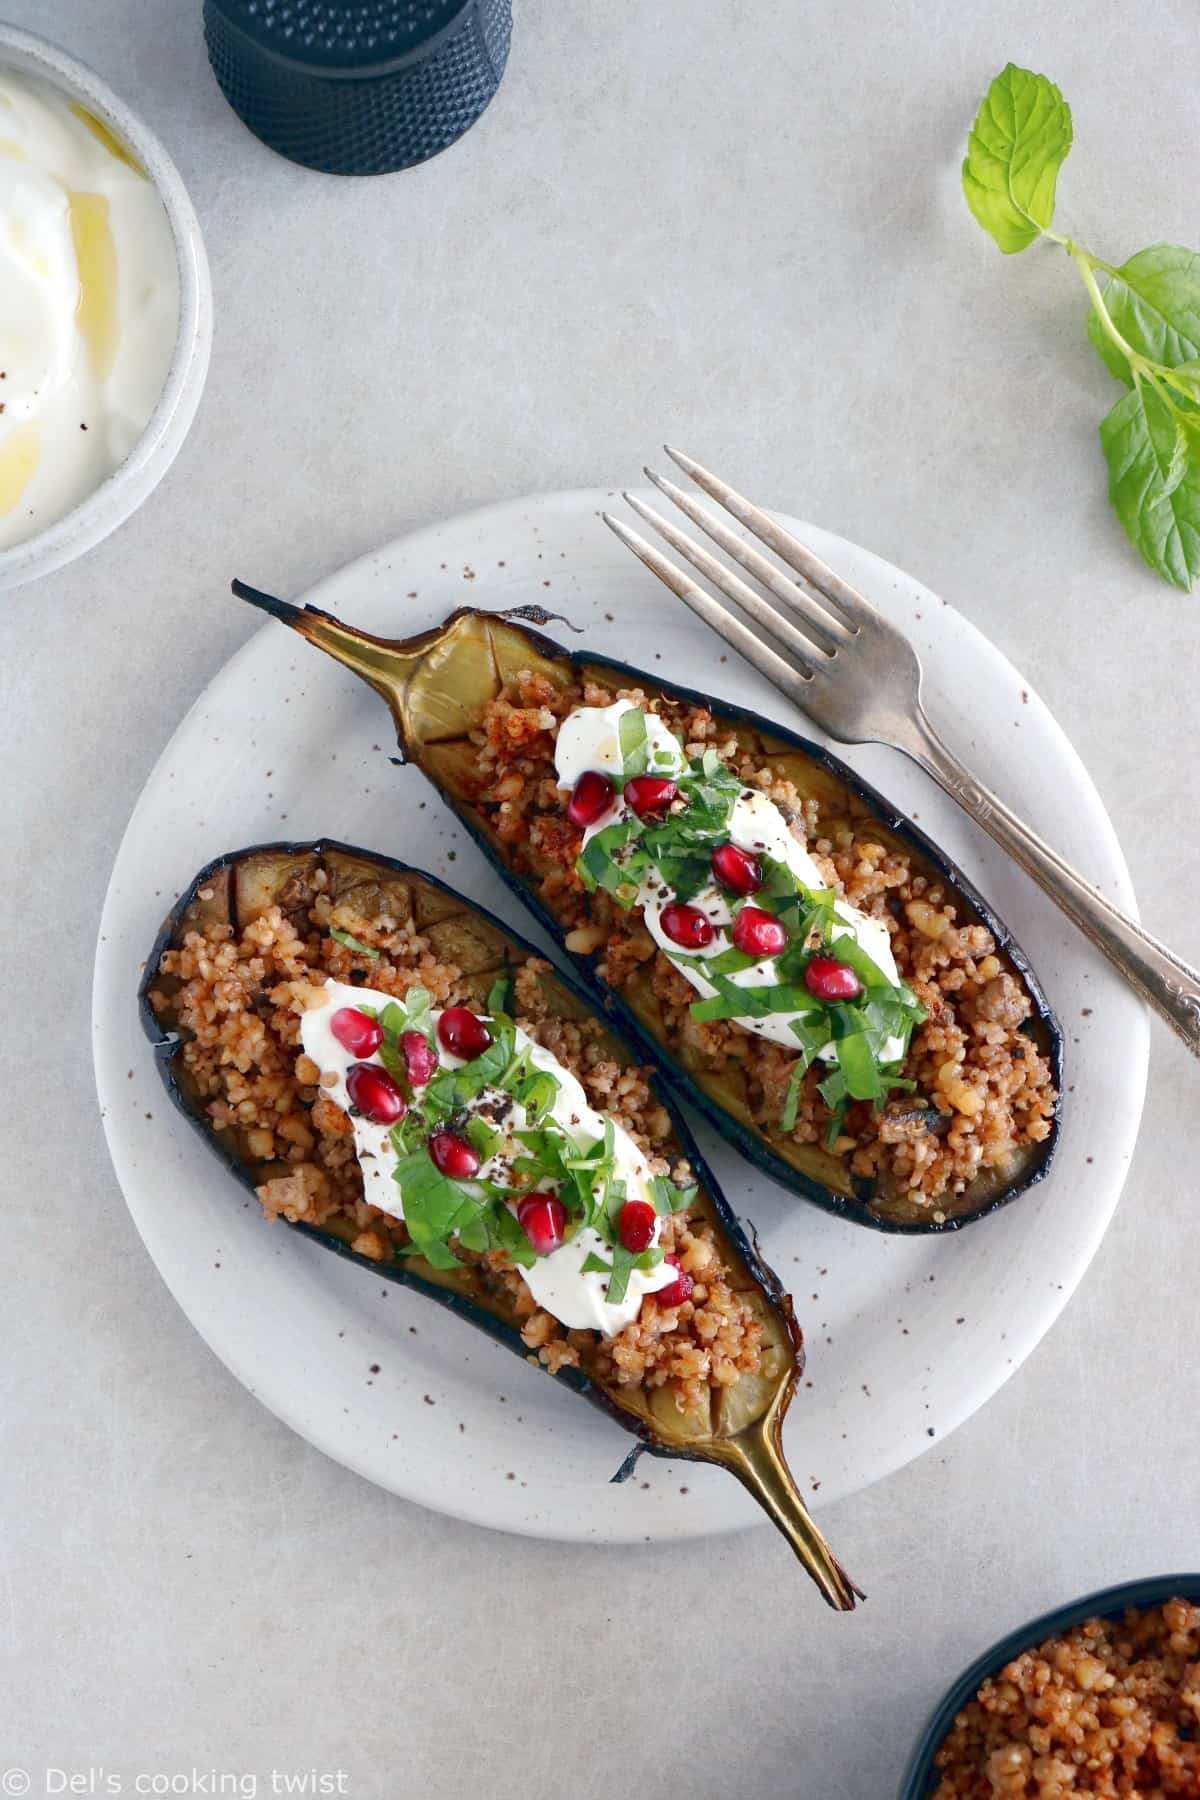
xmin=603 ymin=448 xmax=1200 ymax=1055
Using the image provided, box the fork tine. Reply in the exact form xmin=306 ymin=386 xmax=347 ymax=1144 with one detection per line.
xmin=621 ymin=489 xmax=826 ymax=674
xmin=601 ymin=512 xmax=817 ymax=712
xmin=642 ymin=465 xmax=850 ymax=653
xmin=664 ymin=446 xmax=879 ymax=631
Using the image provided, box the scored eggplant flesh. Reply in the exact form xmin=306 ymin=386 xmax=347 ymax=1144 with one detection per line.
xmin=231 ymin=587 xmax=1063 ymax=1233
xmin=141 ymin=839 xmax=860 ymax=1609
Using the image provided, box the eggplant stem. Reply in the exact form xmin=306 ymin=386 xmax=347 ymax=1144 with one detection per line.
xmin=230 ymin=578 xmax=307 ymax=625
xmin=232 ymin=578 xmax=419 ymax=725
xmin=723 ymin=1424 xmax=862 ymax=1611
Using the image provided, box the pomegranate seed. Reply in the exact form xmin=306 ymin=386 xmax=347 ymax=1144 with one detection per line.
xmin=804 ymin=956 xmax=862 ymax=1002
xmin=345 ymin=1062 xmax=406 ymax=1126
xmin=428 ymin=1131 xmax=481 ymax=1179
xmin=711 ymin=842 xmax=763 ymax=896
xmin=437 ymin=1007 xmax=493 ymax=1060
xmin=732 ymin=905 xmax=787 ymax=958
xmin=660 ymin=901 xmax=715 ymax=949
xmin=623 ymin=775 xmax=677 ymax=816
xmin=401 ymin=1030 xmax=438 ymax=1087
xmin=654 ymin=1254 xmax=694 ymax=1309
xmin=566 ymin=769 xmax=615 ymax=828
xmin=617 ymin=1199 xmax=657 ymax=1253
xmin=330 ymin=1007 xmax=383 ymax=1057
xmin=516 ymin=1193 xmax=567 ymax=1256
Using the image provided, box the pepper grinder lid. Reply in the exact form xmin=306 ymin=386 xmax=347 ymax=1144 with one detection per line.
xmin=204 ymin=0 xmax=512 ymax=176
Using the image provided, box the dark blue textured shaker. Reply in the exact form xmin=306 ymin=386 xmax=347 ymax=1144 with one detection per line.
xmin=203 ymin=0 xmax=512 ymax=176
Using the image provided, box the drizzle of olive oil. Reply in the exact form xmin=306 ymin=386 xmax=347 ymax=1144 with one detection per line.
xmin=69 ymin=103 xmax=145 ymax=176
xmin=68 ymin=192 xmax=119 ymax=381
xmin=0 ymin=137 xmax=24 ymax=159
xmin=0 ymin=423 xmax=40 ymax=519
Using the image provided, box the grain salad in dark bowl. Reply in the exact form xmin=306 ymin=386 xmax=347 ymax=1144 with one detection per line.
xmin=232 ymin=590 xmax=1063 ymax=1233
xmin=899 ymin=1574 xmax=1200 ymax=1798
xmin=140 ymin=839 xmax=861 ymax=1608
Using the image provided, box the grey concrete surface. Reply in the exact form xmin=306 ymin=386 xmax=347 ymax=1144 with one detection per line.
xmin=3 ymin=4 xmax=1197 ymax=1797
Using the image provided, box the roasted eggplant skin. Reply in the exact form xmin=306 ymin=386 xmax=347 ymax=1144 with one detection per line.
xmin=140 ymin=839 xmax=859 ymax=1608
xmin=232 ymin=588 xmax=1064 ymax=1235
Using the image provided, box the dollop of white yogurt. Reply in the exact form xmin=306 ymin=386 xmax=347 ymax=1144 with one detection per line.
xmin=0 ymin=71 xmax=179 ymax=548
xmin=555 ymin=699 xmax=906 ymax=1063
xmin=300 ymin=981 xmax=677 ymax=1335
xmin=555 ymin=697 xmax=686 ymax=788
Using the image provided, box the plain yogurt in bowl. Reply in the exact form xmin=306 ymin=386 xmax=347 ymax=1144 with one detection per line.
xmin=0 ymin=27 xmax=210 ymax=590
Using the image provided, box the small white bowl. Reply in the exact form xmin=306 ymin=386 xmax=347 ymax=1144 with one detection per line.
xmin=0 ymin=25 xmax=212 ymax=591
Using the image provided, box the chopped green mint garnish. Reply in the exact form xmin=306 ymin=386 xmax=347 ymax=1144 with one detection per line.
xmin=486 ymin=970 xmax=514 ymax=1017
xmin=618 ymin=707 xmax=651 ymax=778
xmin=328 ymin=928 xmax=380 ymax=958
xmin=649 ymin=1175 xmax=696 ymax=1215
xmin=780 ymin=1059 xmax=806 ymax=1133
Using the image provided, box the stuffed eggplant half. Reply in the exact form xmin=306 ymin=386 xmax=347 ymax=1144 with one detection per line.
xmin=141 ymin=840 xmax=858 ymax=1608
xmin=234 ymin=591 xmax=1062 ymax=1233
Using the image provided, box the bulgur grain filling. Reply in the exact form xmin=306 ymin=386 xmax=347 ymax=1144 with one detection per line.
xmin=469 ymin=670 xmax=1059 ymax=1211
xmin=931 ymin=1598 xmax=1200 ymax=1798
xmin=149 ymin=869 xmax=766 ymax=1413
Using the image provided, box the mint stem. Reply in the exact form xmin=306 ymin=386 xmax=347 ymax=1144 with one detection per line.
xmin=1064 ymin=241 xmax=1195 ymax=417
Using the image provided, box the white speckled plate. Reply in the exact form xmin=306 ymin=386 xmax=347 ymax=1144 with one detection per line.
xmin=93 ymin=489 xmax=1148 ymax=1545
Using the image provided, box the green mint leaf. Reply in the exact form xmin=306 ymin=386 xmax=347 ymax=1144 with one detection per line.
xmin=393 ymin=1149 xmax=486 ymax=1245
xmin=463 ymin=1204 xmax=537 ymax=1269
xmin=879 ymin=1075 xmax=918 ymax=1098
xmin=580 ymin=1251 xmax=613 ymax=1276
xmin=379 ymin=1001 xmax=407 ymax=1041
xmin=688 ymin=973 xmax=818 ymax=1022
xmin=962 ymin=64 xmax=1072 ymax=255
xmin=649 ymin=1175 xmax=697 ymax=1215
xmin=824 ymin=1099 xmax=849 ymax=1152
xmin=604 ymin=1244 xmax=637 ymax=1306
xmin=1086 ymin=246 xmax=1200 ymax=387
xmin=1164 ymin=360 xmax=1200 ymax=405
xmin=450 ymin=1022 xmax=518 ymax=1101
xmin=486 ymin=970 xmax=514 ymax=1017
xmin=703 ymin=945 xmax=759 ymax=976
xmin=823 ymin=928 xmax=892 ymax=991
xmin=780 ymin=1059 xmax=806 ymax=1133
xmin=328 ymin=928 xmax=380 ymax=958
xmin=377 ymin=1039 xmax=407 ymax=1084
xmin=618 ymin=708 xmax=650 ymax=779
xmin=576 ymin=817 xmax=649 ymax=909
xmin=789 ymin=1012 xmax=833 ymax=1062
xmin=817 ymin=1066 xmax=846 ymax=1110
xmin=466 ymin=1115 xmax=503 ymax=1161
xmin=513 ymin=1068 xmax=559 ymax=1123
xmin=834 ymin=1026 xmax=885 ymax=1102
xmin=1099 ymin=381 xmax=1200 ymax=589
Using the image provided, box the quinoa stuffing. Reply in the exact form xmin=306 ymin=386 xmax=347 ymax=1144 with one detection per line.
xmin=931 ymin=1599 xmax=1200 ymax=1797
xmin=468 ymin=669 xmax=1059 ymax=1214
xmin=148 ymin=861 xmax=765 ymax=1413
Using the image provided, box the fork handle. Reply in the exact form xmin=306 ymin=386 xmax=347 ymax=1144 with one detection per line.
xmin=903 ymin=710 xmax=1200 ymax=1054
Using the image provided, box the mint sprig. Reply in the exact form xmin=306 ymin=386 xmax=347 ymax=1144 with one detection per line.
xmin=963 ymin=63 xmax=1200 ymax=588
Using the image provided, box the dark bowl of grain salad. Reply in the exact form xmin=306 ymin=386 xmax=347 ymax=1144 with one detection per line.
xmin=899 ymin=1576 xmax=1200 ymax=1799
